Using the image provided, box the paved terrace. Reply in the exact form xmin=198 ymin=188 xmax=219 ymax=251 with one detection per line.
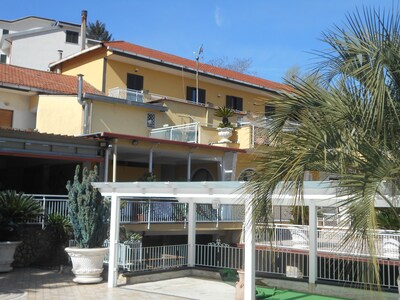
xmin=0 ymin=267 xmax=235 ymax=300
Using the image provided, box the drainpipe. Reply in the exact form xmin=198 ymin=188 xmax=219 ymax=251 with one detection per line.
xmin=81 ymin=10 xmax=87 ymax=51
xmin=77 ymin=74 xmax=89 ymax=134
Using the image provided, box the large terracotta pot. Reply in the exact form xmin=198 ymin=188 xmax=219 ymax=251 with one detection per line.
xmin=65 ymin=247 xmax=108 ymax=284
xmin=0 ymin=241 xmax=22 ymax=272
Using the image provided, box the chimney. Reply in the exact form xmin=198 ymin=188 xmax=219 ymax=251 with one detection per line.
xmin=58 ymin=50 xmax=63 ymax=60
xmin=81 ymin=10 xmax=87 ymax=51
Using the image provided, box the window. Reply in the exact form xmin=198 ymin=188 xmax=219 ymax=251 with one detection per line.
xmin=186 ymin=86 xmax=206 ymax=104
xmin=127 ymin=73 xmax=144 ymax=91
xmin=0 ymin=54 xmax=6 ymax=64
xmin=2 ymin=29 xmax=9 ymax=35
xmin=265 ymin=104 xmax=275 ymax=117
xmin=0 ymin=109 xmax=13 ymax=128
xmin=66 ymin=31 xmax=79 ymax=44
xmin=147 ymin=113 xmax=155 ymax=128
xmin=226 ymin=95 xmax=243 ymax=111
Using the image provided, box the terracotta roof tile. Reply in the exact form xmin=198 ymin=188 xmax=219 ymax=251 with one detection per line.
xmin=104 ymin=41 xmax=291 ymax=93
xmin=0 ymin=64 xmax=101 ymax=95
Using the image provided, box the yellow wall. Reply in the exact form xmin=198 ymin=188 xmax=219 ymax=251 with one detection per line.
xmin=105 ymin=59 xmax=275 ymax=113
xmin=36 ymin=95 xmax=83 ymax=135
xmin=60 ymin=48 xmax=107 ymax=91
xmin=91 ymin=101 xmax=165 ymax=135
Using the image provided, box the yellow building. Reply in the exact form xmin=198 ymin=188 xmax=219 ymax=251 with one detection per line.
xmin=48 ymin=41 xmax=290 ymax=182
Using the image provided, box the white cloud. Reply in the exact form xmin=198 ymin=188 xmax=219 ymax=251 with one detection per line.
xmin=214 ymin=6 xmax=223 ymax=27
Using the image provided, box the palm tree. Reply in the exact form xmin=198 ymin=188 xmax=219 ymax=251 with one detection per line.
xmin=87 ymin=20 xmax=113 ymax=41
xmin=246 ymin=7 xmax=400 ymax=285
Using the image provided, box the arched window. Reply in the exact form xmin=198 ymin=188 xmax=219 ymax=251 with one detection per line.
xmin=238 ymin=168 xmax=255 ymax=181
xmin=191 ymin=168 xmax=213 ymax=181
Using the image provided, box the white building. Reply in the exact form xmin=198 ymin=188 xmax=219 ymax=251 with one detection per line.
xmin=0 ymin=11 xmax=97 ymax=70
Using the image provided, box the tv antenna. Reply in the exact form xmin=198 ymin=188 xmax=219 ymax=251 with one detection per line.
xmin=195 ymin=44 xmax=204 ymax=104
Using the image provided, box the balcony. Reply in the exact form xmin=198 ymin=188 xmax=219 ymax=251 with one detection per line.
xmin=149 ymin=123 xmax=199 ymax=143
xmin=108 ymin=87 xmax=145 ymax=102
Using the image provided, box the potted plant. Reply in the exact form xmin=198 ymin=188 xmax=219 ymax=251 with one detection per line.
xmin=214 ymin=106 xmax=235 ymax=143
xmin=64 ymin=165 xmax=110 ymax=284
xmin=0 ymin=190 xmax=42 ymax=272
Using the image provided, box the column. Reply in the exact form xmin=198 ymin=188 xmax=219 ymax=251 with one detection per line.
xmin=108 ymin=193 xmax=120 ymax=288
xmin=187 ymin=200 xmax=196 ymax=267
xmin=244 ymin=197 xmax=255 ymax=300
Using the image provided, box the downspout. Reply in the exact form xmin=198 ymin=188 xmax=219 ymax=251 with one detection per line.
xmin=77 ymin=74 xmax=89 ymax=134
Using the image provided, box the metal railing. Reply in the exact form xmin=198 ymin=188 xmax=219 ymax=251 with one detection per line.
xmin=150 ymin=122 xmax=199 ymax=143
xmin=108 ymin=87 xmax=144 ymax=103
xmin=255 ymin=223 xmax=400 ymax=258
xmin=34 ymin=198 xmax=244 ymax=225
xmin=103 ymin=243 xmax=188 ymax=272
xmin=30 ymin=194 xmax=69 ymax=228
xmin=195 ymin=241 xmax=243 ymax=269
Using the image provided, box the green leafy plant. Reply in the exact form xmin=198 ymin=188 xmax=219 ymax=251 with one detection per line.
xmin=45 ymin=214 xmax=72 ymax=246
xmin=66 ymin=165 xmax=109 ymax=248
xmin=214 ymin=106 xmax=234 ymax=128
xmin=0 ymin=190 xmax=42 ymax=241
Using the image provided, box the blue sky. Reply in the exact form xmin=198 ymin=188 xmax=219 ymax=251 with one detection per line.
xmin=3 ymin=0 xmax=396 ymax=82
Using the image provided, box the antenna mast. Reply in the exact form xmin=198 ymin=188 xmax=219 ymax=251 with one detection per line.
xmin=195 ymin=44 xmax=203 ymax=104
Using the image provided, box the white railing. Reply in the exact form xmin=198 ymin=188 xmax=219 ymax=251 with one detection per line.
xmin=120 ymin=201 xmax=245 ymax=224
xmin=255 ymin=223 xmax=400 ymax=259
xmin=30 ymin=194 xmax=69 ymax=228
xmin=150 ymin=122 xmax=199 ymax=143
xmin=108 ymin=87 xmax=144 ymax=103
xmin=195 ymin=242 xmax=243 ymax=269
xmin=196 ymin=203 xmax=245 ymax=223
xmin=120 ymin=201 xmax=188 ymax=224
xmin=30 ymin=197 xmax=244 ymax=226
xmin=112 ymin=244 xmax=188 ymax=272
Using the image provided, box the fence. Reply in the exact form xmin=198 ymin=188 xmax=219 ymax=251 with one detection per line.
xmin=103 ymin=243 xmax=188 ymax=272
xmin=30 ymin=195 xmax=69 ymax=228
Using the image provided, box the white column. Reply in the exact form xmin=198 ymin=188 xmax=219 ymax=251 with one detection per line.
xmin=308 ymin=200 xmax=317 ymax=291
xmin=187 ymin=200 xmax=196 ymax=267
xmin=112 ymin=141 xmax=118 ymax=183
xmin=244 ymin=197 xmax=255 ymax=300
xmin=108 ymin=193 xmax=120 ymax=288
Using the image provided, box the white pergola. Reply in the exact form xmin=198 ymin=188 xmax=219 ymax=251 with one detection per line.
xmin=92 ymin=181 xmax=394 ymax=300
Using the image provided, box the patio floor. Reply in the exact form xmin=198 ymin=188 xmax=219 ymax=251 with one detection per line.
xmin=0 ymin=267 xmax=235 ymax=300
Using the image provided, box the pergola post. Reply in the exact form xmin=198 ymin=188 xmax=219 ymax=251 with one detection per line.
xmin=187 ymin=200 xmax=196 ymax=267
xmin=108 ymin=193 xmax=120 ymax=288
xmin=308 ymin=200 xmax=317 ymax=291
xmin=244 ymin=196 xmax=255 ymax=300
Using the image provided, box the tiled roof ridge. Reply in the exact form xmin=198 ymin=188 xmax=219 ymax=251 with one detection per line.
xmin=104 ymin=41 xmax=290 ymax=92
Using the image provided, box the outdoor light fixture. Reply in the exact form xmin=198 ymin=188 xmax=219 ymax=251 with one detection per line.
xmin=131 ymin=139 xmax=139 ymax=145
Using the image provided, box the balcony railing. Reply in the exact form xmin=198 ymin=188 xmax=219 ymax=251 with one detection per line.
xmin=29 ymin=196 xmax=244 ymax=226
xmin=108 ymin=87 xmax=144 ymax=103
xmin=149 ymin=123 xmax=199 ymax=143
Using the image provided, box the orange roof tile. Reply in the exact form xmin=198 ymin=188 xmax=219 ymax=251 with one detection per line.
xmin=104 ymin=41 xmax=291 ymax=93
xmin=0 ymin=64 xmax=101 ymax=95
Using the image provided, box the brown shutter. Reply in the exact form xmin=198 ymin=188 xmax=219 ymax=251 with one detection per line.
xmin=0 ymin=109 xmax=13 ymax=128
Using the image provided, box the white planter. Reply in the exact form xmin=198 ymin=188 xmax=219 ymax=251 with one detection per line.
xmin=0 ymin=241 xmax=22 ymax=272
xmin=217 ymin=127 xmax=233 ymax=143
xmin=65 ymin=247 xmax=108 ymax=284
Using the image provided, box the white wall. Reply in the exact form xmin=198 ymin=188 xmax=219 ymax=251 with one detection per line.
xmin=0 ymin=89 xmax=36 ymax=130
xmin=11 ymin=30 xmax=82 ymax=70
